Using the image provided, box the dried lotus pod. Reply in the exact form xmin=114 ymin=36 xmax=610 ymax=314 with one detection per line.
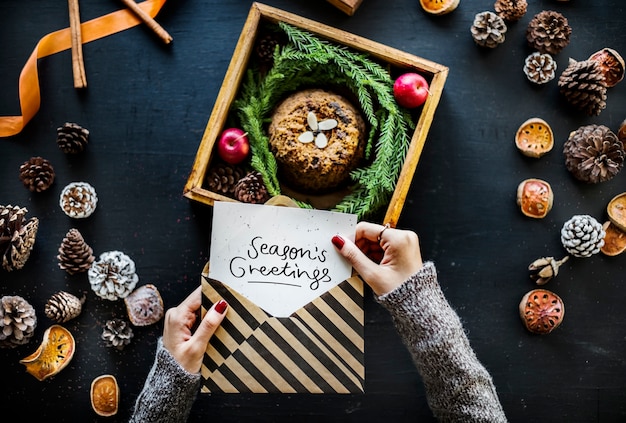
xmin=516 ymin=178 xmax=553 ymax=219
xmin=91 ymin=374 xmax=119 ymax=417
xmin=606 ymin=192 xmax=626 ymax=232
xmin=515 ymin=117 xmax=554 ymax=158
xmin=471 ymin=11 xmax=507 ymax=48
xmin=18 ymin=156 xmax=55 ymax=192
xmin=519 ymin=289 xmax=565 ymax=335
xmin=528 ymin=256 xmax=569 ymax=285
xmin=600 ymin=221 xmax=626 ymax=257
xmin=20 ymin=324 xmax=75 ymax=380
xmin=588 ymin=48 xmax=624 ymax=88
xmin=523 ymin=52 xmax=557 ymax=85
xmin=124 ymin=284 xmax=164 ymax=326
xmin=88 ymin=251 xmax=138 ymax=301
xmin=59 ymin=181 xmax=98 ymax=218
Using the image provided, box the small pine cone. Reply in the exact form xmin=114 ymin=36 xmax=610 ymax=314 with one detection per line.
xmin=471 ymin=11 xmax=507 ymax=48
xmin=0 ymin=295 xmax=37 ymax=348
xmin=255 ymin=33 xmax=281 ymax=64
xmin=205 ymin=162 xmax=246 ymax=196
xmin=524 ymin=52 xmax=557 ymax=84
xmin=526 ymin=10 xmax=572 ymax=55
xmin=101 ymin=318 xmax=134 ymax=350
xmin=563 ymin=124 xmax=623 ymax=183
xmin=57 ymin=122 xmax=89 ymax=154
xmin=558 ymin=58 xmax=607 ymax=116
xmin=561 ymin=215 xmax=605 ymax=258
xmin=44 ymin=291 xmax=85 ymax=323
xmin=88 ymin=251 xmax=139 ymax=301
xmin=19 ymin=156 xmax=55 ymax=192
xmin=58 ymin=228 xmax=95 ymax=274
xmin=59 ymin=181 xmax=98 ymax=218
xmin=0 ymin=205 xmax=39 ymax=272
xmin=494 ymin=0 xmax=527 ymax=22
xmin=234 ymin=172 xmax=271 ymax=204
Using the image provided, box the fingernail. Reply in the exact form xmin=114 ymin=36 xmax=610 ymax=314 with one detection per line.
xmin=214 ymin=299 xmax=228 ymax=314
xmin=332 ymin=235 xmax=345 ymax=250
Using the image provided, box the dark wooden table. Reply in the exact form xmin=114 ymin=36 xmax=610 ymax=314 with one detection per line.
xmin=1 ymin=0 xmax=625 ymax=421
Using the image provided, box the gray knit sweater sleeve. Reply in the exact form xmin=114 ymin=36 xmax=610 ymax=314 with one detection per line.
xmin=376 ymin=261 xmax=508 ymax=422
xmin=129 ymin=338 xmax=200 ymax=422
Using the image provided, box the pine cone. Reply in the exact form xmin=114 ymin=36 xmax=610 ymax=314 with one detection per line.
xmin=563 ymin=124 xmax=623 ymax=183
xmin=205 ymin=162 xmax=246 ymax=196
xmin=561 ymin=215 xmax=605 ymax=258
xmin=19 ymin=157 xmax=55 ymax=192
xmin=255 ymin=33 xmax=281 ymax=65
xmin=0 ymin=205 xmax=39 ymax=272
xmin=58 ymin=228 xmax=95 ymax=274
xmin=44 ymin=291 xmax=85 ymax=323
xmin=558 ymin=58 xmax=607 ymax=116
xmin=523 ymin=52 xmax=557 ymax=84
xmin=471 ymin=11 xmax=507 ymax=48
xmin=57 ymin=122 xmax=89 ymax=154
xmin=0 ymin=295 xmax=37 ymax=348
xmin=234 ymin=172 xmax=271 ymax=204
xmin=88 ymin=251 xmax=139 ymax=301
xmin=526 ymin=10 xmax=572 ymax=55
xmin=101 ymin=318 xmax=134 ymax=350
xmin=59 ymin=181 xmax=98 ymax=218
xmin=494 ymin=0 xmax=527 ymax=22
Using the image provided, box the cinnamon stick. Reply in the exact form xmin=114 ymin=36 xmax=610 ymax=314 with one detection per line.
xmin=119 ymin=0 xmax=173 ymax=44
xmin=68 ymin=0 xmax=87 ymax=88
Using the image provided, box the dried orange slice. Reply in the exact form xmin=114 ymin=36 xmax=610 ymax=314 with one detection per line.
xmin=20 ymin=324 xmax=75 ymax=381
xmin=519 ymin=289 xmax=565 ymax=335
xmin=600 ymin=221 xmax=626 ymax=256
xmin=607 ymin=192 xmax=626 ymax=232
xmin=516 ymin=178 xmax=553 ymax=218
xmin=515 ymin=117 xmax=554 ymax=158
xmin=588 ymin=48 xmax=624 ymax=88
xmin=91 ymin=374 xmax=119 ymax=417
xmin=419 ymin=0 xmax=460 ymax=15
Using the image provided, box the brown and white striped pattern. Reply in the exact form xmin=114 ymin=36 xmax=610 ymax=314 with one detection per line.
xmin=200 ymin=272 xmax=365 ymax=394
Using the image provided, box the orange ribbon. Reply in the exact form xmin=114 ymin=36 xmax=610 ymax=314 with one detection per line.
xmin=0 ymin=0 xmax=167 ymax=138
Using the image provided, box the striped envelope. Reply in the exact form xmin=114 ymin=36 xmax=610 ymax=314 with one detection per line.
xmin=200 ymin=262 xmax=365 ymax=394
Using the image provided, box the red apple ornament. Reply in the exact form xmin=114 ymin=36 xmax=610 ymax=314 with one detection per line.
xmin=217 ymin=128 xmax=249 ymax=164
xmin=393 ymin=72 xmax=430 ymax=108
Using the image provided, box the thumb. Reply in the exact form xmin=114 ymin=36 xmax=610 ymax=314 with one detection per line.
xmin=192 ymin=300 xmax=228 ymax=346
xmin=332 ymin=235 xmax=379 ymax=284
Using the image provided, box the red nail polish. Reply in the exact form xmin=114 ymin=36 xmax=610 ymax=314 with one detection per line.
xmin=332 ymin=235 xmax=345 ymax=250
xmin=214 ymin=299 xmax=228 ymax=314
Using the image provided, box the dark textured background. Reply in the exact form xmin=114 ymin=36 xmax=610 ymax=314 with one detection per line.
xmin=1 ymin=0 xmax=625 ymax=421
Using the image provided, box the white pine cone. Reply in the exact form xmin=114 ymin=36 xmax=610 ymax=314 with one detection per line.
xmin=524 ymin=52 xmax=557 ymax=84
xmin=0 ymin=295 xmax=37 ymax=348
xmin=59 ymin=182 xmax=98 ymax=218
xmin=561 ymin=215 xmax=605 ymax=258
xmin=471 ymin=11 xmax=507 ymax=48
xmin=88 ymin=251 xmax=139 ymax=301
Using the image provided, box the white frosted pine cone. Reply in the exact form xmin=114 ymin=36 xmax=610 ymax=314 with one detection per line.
xmin=88 ymin=251 xmax=138 ymax=300
xmin=59 ymin=181 xmax=98 ymax=218
xmin=560 ymin=215 xmax=605 ymax=258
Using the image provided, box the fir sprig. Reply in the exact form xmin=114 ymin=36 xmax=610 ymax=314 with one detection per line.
xmin=233 ymin=23 xmax=415 ymax=219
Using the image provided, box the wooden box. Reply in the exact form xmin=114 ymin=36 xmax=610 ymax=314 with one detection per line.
xmin=326 ymin=0 xmax=364 ymax=15
xmin=184 ymin=2 xmax=448 ymax=226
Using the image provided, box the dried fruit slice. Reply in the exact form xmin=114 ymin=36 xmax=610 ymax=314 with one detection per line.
xmin=91 ymin=374 xmax=119 ymax=417
xmin=600 ymin=221 xmax=626 ymax=256
xmin=519 ymin=289 xmax=565 ymax=334
xmin=124 ymin=284 xmax=164 ymax=326
xmin=607 ymin=192 xmax=626 ymax=232
xmin=588 ymin=48 xmax=625 ymax=88
xmin=419 ymin=0 xmax=459 ymax=15
xmin=19 ymin=324 xmax=75 ymax=381
xmin=515 ymin=117 xmax=554 ymax=158
xmin=516 ymin=178 xmax=553 ymax=218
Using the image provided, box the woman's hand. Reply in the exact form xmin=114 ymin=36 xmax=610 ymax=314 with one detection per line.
xmin=162 ymin=286 xmax=228 ymax=374
xmin=332 ymin=221 xmax=423 ymax=296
